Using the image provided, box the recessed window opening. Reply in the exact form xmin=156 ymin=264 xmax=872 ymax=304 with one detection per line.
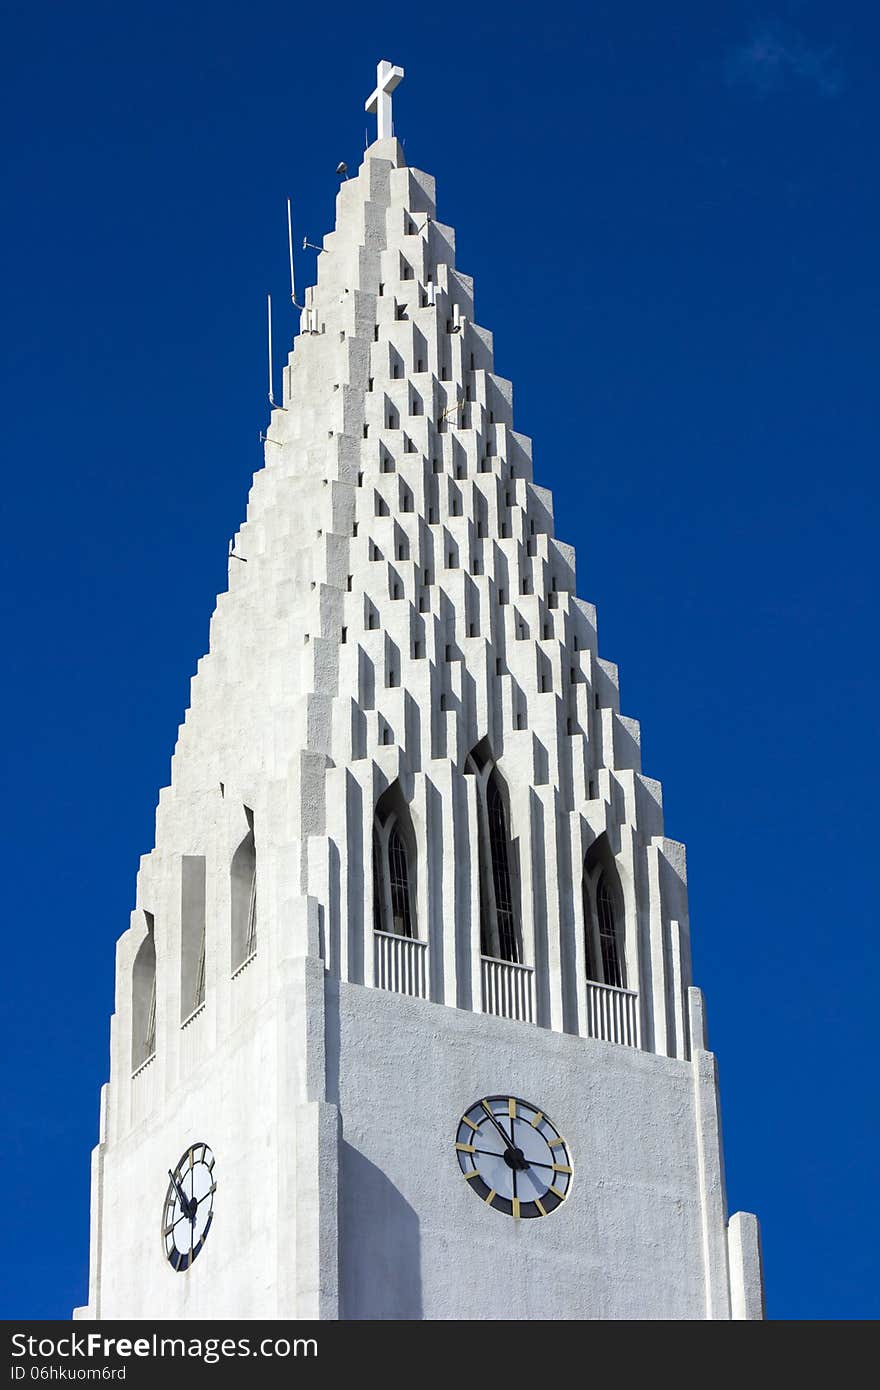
xmin=482 ymin=766 xmax=521 ymax=962
xmin=132 ymin=915 xmax=157 ymax=1072
xmin=231 ymin=815 xmax=257 ymax=971
xmin=597 ymin=870 xmax=625 ymax=987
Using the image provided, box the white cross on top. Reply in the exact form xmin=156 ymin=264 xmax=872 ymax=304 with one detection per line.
xmin=365 ymin=60 xmax=404 ymax=142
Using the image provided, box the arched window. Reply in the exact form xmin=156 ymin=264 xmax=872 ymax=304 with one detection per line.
xmin=373 ymin=783 xmax=416 ymax=937
xmin=180 ymin=855 xmax=207 ymax=1020
xmin=132 ymin=914 xmax=156 ymax=1072
xmin=231 ymin=812 xmax=257 ymax=971
xmin=596 ymin=872 xmax=624 ymax=988
xmin=466 ymin=744 xmax=522 ymax=963
xmin=583 ymin=842 xmax=625 ymax=988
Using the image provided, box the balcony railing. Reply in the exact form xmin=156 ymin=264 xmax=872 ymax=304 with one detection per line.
xmin=585 ymin=979 xmax=639 ymax=1048
xmin=481 ymin=956 xmax=534 ymax=1023
xmin=130 ymin=1052 xmax=156 ymax=1126
xmin=374 ymin=931 xmax=428 ymax=999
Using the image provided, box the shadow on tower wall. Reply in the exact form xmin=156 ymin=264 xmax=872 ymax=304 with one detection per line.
xmin=339 ymin=1144 xmax=423 ymax=1319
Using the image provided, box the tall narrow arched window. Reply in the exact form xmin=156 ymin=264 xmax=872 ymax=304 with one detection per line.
xmin=180 ymin=855 xmax=207 ymax=1020
xmin=373 ymin=783 xmax=416 ymax=937
xmin=466 ymin=744 xmax=522 ymax=963
xmin=583 ymin=841 xmax=626 ymax=989
xmin=487 ymin=771 xmax=518 ymax=961
xmin=132 ymin=914 xmax=157 ymax=1072
xmin=231 ymin=812 xmax=257 ymax=971
xmin=596 ymin=872 xmax=624 ymax=988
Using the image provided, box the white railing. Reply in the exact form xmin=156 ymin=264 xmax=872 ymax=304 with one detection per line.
xmin=130 ymin=1052 xmax=156 ymax=1126
xmin=585 ymin=980 xmax=640 ymax=1048
xmin=231 ymin=949 xmax=256 ymax=981
xmin=481 ymin=956 xmax=534 ymax=1023
xmin=231 ymin=949 xmax=258 ymax=1027
xmin=180 ymin=1002 xmax=206 ymax=1073
xmin=374 ymin=931 xmax=428 ymax=999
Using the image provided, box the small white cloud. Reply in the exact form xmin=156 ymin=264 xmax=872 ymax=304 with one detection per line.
xmin=727 ymin=22 xmax=843 ymax=97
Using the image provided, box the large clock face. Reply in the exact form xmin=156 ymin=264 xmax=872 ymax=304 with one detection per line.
xmin=455 ymin=1096 xmax=572 ymax=1219
xmin=162 ymin=1143 xmax=216 ymax=1271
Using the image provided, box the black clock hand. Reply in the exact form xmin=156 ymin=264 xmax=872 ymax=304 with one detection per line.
xmin=168 ymin=1169 xmax=194 ymax=1221
xmin=481 ymin=1103 xmax=517 ymax=1153
xmin=481 ymin=1103 xmax=529 ymax=1169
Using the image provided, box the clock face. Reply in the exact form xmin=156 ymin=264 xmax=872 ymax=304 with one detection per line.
xmin=162 ymin=1142 xmax=216 ymax=1271
xmin=455 ymin=1096 xmax=572 ymax=1219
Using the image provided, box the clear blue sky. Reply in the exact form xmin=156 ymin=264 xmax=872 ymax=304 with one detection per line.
xmin=1 ymin=1 xmax=877 ymax=1321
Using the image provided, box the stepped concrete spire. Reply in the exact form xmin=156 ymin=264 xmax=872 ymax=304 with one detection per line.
xmin=75 ymin=65 xmax=764 ymax=1322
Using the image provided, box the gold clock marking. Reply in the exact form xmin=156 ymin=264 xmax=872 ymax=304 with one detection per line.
xmin=455 ymin=1143 xmax=475 ymax=1153
xmin=464 ymin=1170 xmax=480 ymax=1181
xmin=512 ymin=1197 xmax=521 ymax=1219
xmin=508 ymin=1097 xmax=516 ymax=1119
xmin=535 ymin=1198 xmax=547 ymax=1217
xmin=552 ymin=1164 xmax=572 ymax=1174
xmin=549 ymin=1137 xmax=567 ymax=1148
xmin=462 ymin=1117 xmax=478 ymax=1131
xmin=530 ymin=1111 xmax=544 ymax=1128
xmin=548 ymin=1185 xmax=566 ymax=1200
xmin=485 ymin=1189 xmax=497 ymax=1206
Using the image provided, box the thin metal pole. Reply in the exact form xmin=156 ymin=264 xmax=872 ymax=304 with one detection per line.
xmin=287 ymin=199 xmax=298 ymax=306
xmin=267 ymin=293 xmax=275 ymax=406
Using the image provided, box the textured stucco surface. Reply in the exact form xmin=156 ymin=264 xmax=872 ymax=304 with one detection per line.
xmin=333 ymin=981 xmax=708 ymax=1320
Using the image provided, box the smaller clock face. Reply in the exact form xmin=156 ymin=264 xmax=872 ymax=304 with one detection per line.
xmin=162 ymin=1143 xmax=216 ymax=1271
xmin=455 ymin=1096 xmax=572 ymax=1219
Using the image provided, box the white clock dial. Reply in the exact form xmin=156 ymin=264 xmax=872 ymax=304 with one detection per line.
xmin=162 ymin=1142 xmax=216 ymax=1270
xmin=455 ymin=1096 xmax=572 ymax=1218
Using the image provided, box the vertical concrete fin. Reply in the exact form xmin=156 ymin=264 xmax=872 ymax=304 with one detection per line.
xmin=727 ymin=1211 xmax=766 ymax=1320
xmin=693 ymin=1046 xmax=732 ymax=1319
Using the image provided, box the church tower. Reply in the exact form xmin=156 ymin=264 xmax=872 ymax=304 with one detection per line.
xmin=76 ymin=62 xmax=764 ymax=1321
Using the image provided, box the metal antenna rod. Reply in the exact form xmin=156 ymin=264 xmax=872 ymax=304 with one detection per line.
xmin=266 ymin=294 xmax=286 ymax=409
xmin=267 ymin=293 xmax=275 ymax=406
xmin=287 ymin=199 xmax=302 ymax=308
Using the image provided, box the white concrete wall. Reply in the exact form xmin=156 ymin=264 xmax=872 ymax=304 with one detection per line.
xmin=92 ymin=1008 xmax=282 ymax=1320
xmin=331 ymin=981 xmax=718 ymax=1320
